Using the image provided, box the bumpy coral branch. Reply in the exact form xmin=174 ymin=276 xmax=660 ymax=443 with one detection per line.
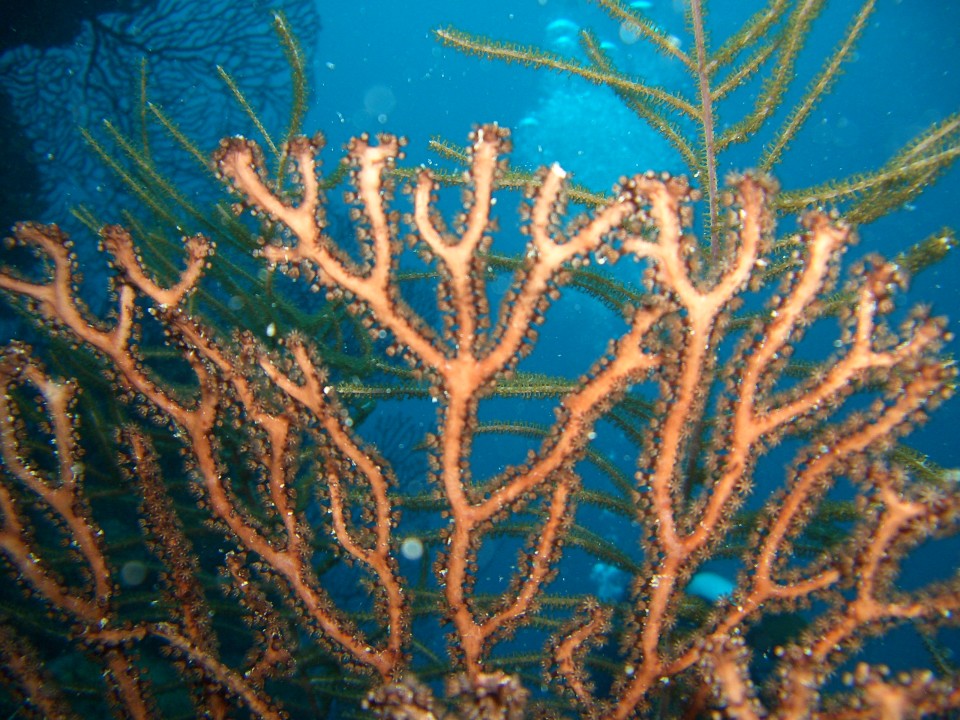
xmin=0 ymin=233 xmax=406 ymax=686
xmin=0 ymin=347 xmax=288 ymax=717
xmin=217 ymin=126 xmax=660 ymax=680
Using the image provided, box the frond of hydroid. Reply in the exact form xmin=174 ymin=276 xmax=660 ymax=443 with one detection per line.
xmin=578 ymin=29 xmax=698 ymax=170
xmin=775 ymin=114 xmax=960 ymax=219
xmin=217 ymin=65 xmax=279 ymax=158
xmin=434 ymin=26 xmax=696 ymax=117
xmin=760 ymin=0 xmax=877 ymax=170
xmin=592 ymin=0 xmax=693 ymax=69
xmin=711 ymin=0 xmax=790 ymax=69
xmin=717 ymin=0 xmax=827 ymax=152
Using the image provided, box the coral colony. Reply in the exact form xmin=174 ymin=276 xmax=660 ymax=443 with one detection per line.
xmin=1 ymin=122 xmax=957 ymax=718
